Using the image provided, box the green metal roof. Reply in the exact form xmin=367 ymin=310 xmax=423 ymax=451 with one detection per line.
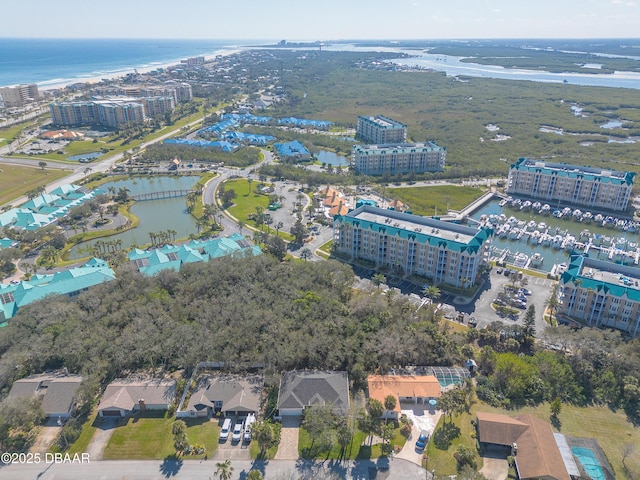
xmin=511 ymin=158 xmax=635 ymax=185
xmin=561 ymin=255 xmax=640 ymax=302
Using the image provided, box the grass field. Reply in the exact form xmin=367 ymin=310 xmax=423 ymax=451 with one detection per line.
xmin=102 ymin=412 xmax=219 ymax=460
xmin=0 ymin=164 xmax=71 ymax=206
xmin=426 ymin=401 xmax=640 ymax=479
xmin=386 ymin=185 xmax=486 ymax=216
xmin=0 ymin=124 xmax=28 ymax=148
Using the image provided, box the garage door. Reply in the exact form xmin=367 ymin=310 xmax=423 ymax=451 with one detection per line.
xmin=101 ymin=410 xmax=122 ymax=417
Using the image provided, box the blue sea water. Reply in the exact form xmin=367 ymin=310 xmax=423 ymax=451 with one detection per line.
xmin=0 ymin=38 xmax=256 ymax=88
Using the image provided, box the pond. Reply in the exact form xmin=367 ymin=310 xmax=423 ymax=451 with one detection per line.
xmin=316 ymin=150 xmax=349 ymax=167
xmin=68 ymin=151 xmax=103 ymax=161
xmin=67 ymin=176 xmax=201 ymax=259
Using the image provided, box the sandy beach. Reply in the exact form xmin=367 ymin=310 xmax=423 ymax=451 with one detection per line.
xmin=38 ymin=47 xmax=246 ymax=92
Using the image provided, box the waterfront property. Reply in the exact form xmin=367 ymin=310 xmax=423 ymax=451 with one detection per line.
xmin=127 ymin=233 xmax=261 ymax=276
xmin=0 ymin=83 xmax=39 ymax=108
xmin=507 ymin=158 xmax=635 ymax=212
xmin=356 ymin=115 xmax=407 ymax=144
xmin=558 ymin=254 xmax=640 ymax=337
xmin=98 ymin=378 xmax=177 ymax=417
xmin=92 ymin=83 xmax=193 ymax=103
xmin=274 ymin=140 xmax=311 ymax=161
xmin=184 ymin=375 xmax=262 ymax=418
xmin=0 ymin=258 xmax=115 ymax=323
xmin=50 ymin=99 xmax=147 ymax=129
xmin=277 ymin=371 xmax=350 ymax=416
xmin=351 ymin=141 xmax=446 ymax=176
xmin=333 ymin=205 xmax=492 ymax=288
xmin=0 ymin=183 xmax=103 ymax=231
xmin=6 ymin=372 xmax=83 ymax=419
xmin=367 ymin=375 xmax=441 ymax=419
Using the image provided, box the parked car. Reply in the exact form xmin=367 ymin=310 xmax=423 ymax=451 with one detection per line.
xmin=232 ymin=418 xmax=244 ymax=442
xmin=244 ymin=414 xmax=256 ymax=442
xmin=519 ymin=288 xmax=532 ymax=296
xmin=496 ymin=267 xmax=503 ymax=274
xmin=416 ymin=430 xmax=429 ymax=450
xmin=219 ymin=418 xmax=232 ymax=442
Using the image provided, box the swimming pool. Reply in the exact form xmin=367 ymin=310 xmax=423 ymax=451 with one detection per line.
xmin=571 ymin=446 xmax=606 ymax=480
xmin=68 ymin=151 xmax=102 ymax=161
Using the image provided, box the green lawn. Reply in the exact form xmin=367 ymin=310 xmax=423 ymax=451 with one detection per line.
xmin=67 ymin=408 xmax=100 ymax=456
xmin=386 ymin=185 xmax=485 ymax=216
xmin=102 ymin=412 xmax=219 ymax=460
xmin=0 ymin=164 xmax=71 ymax=206
xmin=0 ymin=123 xmax=29 ymax=148
xmin=298 ymin=424 xmax=406 ymax=461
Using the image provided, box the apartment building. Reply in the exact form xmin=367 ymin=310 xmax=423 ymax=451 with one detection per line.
xmin=356 ymin=115 xmax=407 ymax=144
xmin=351 ymin=141 xmax=446 ymax=175
xmin=92 ymin=83 xmax=193 ymax=103
xmin=558 ymin=255 xmax=640 ymax=337
xmin=0 ymin=84 xmax=40 ymax=108
xmin=507 ymin=158 xmax=635 ymax=212
xmin=50 ymin=99 xmax=146 ymax=128
xmin=333 ymin=205 xmax=492 ymax=287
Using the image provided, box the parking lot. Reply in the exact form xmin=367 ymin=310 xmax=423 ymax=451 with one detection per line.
xmin=351 ymin=263 xmax=556 ymax=335
xmin=212 ymin=416 xmax=252 ymax=461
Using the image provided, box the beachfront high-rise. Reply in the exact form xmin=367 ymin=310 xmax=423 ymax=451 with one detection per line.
xmin=558 ymin=255 xmax=640 ymax=337
xmin=0 ymin=84 xmax=40 ymax=108
xmin=50 ymin=99 xmax=146 ymax=128
xmin=333 ymin=205 xmax=492 ymax=288
xmin=351 ymin=142 xmax=446 ymax=176
xmin=507 ymin=158 xmax=635 ymax=212
xmin=357 ymin=115 xmax=407 ymax=144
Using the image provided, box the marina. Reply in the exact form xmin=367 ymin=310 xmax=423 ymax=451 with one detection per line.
xmin=468 ymin=195 xmax=640 ymax=273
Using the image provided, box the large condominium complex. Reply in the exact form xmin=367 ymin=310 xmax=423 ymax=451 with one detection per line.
xmin=351 ymin=142 xmax=446 ymax=176
xmin=507 ymin=158 xmax=635 ymax=212
xmin=92 ymin=83 xmax=193 ymax=103
xmin=333 ymin=206 xmax=492 ymax=287
xmin=357 ymin=115 xmax=407 ymax=144
xmin=558 ymin=255 xmax=640 ymax=337
xmin=0 ymin=84 xmax=40 ymax=108
xmin=50 ymin=99 xmax=146 ymax=128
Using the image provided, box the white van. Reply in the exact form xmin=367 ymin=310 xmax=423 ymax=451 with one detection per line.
xmin=243 ymin=414 xmax=256 ymax=442
xmin=219 ymin=418 xmax=232 ymax=442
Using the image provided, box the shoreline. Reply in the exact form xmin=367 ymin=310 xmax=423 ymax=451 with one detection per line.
xmin=37 ymin=45 xmax=247 ymax=92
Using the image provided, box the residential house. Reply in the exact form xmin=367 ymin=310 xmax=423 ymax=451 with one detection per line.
xmin=185 ymin=375 xmax=262 ymax=418
xmin=277 ymin=371 xmax=349 ymax=417
xmin=98 ymin=378 xmax=177 ymax=417
xmin=5 ymin=372 xmax=83 ymax=419
xmin=367 ymin=375 xmax=441 ymax=419
xmin=476 ymin=412 xmax=571 ymax=480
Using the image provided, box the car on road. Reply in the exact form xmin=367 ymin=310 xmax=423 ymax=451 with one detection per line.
xmin=219 ymin=418 xmax=232 ymax=442
xmin=232 ymin=418 xmax=244 ymax=442
xmin=416 ymin=430 xmax=429 ymax=450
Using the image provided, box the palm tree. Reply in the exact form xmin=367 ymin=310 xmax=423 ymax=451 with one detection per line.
xmin=275 ymin=221 xmax=284 ymax=236
xmin=214 ymin=459 xmax=233 ymax=480
xmin=372 ymin=273 xmax=386 ymax=289
xmin=38 ymin=161 xmax=47 ymax=170
xmin=422 ymin=285 xmax=441 ymax=303
xmin=300 ymin=248 xmax=312 ymax=261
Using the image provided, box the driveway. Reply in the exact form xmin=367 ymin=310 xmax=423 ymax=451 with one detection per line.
xmin=396 ymin=405 xmax=442 ymax=467
xmin=29 ymin=418 xmax=62 ymax=454
xmin=85 ymin=417 xmax=119 ymax=460
xmin=274 ymin=416 xmax=300 ymax=460
xmin=479 ymin=445 xmax=509 ymax=480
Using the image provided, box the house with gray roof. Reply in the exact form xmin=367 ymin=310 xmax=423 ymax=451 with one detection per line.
xmin=277 ymin=371 xmax=349 ymax=417
xmin=185 ymin=375 xmax=262 ymax=418
xmin=5 ymin=372 xmax=83 ymax=419
xmin=98 ymin=378 xmax=176 ymax=417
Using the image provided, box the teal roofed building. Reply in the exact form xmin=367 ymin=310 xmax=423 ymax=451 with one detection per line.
xmin=0 ymin=258 xmax=115 ymax=324
xmin=558 ymin=255 xmax=640 ymax=337
xmin=129 ymin=233 xmax=261 ymax=276
xmin=333 ymin=205 xmax=493 ymax=288
xmin=0 ymin=238 xmax=17 ymax=249
xmin=507 ymin=158 xmax=635 ymax=212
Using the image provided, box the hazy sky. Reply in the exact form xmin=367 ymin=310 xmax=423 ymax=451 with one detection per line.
xmin=4 ymin=0 xmax=640 ymax=39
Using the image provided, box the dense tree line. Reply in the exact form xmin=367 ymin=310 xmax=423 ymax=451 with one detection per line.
xmin=141 ymin=144 xmax=262 ymax=168
xmin=0 ymin=255 xmax=459 ymax=395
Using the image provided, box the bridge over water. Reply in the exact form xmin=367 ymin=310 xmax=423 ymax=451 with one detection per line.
xmin=132 ymin=190 xmax=191 ymax=201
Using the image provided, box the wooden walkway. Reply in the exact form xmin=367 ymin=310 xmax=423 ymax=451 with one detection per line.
xmin=132 ymin=190 xmax=191 ymax=201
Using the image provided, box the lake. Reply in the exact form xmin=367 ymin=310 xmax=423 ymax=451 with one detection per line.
xmin=68 ymin=176 xmax=200 ymax=259
xmin=317 ymin=150 xmax=349 ymax=167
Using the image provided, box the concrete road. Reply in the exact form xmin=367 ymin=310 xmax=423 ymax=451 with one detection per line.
xmin=0 ymin=458 xmax=426 ymax=479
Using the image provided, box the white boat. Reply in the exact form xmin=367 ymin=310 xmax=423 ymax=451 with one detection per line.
xmin=540 ymin=204 xmax=551 ymax=215
xmin=530 ymin=253 xmax=544 ymax=267
xmin=538 ymin=222 xmax=547 ymax=231
xmin=562 ymin=207 xmax=572 ymax=216
xmin=552 ymin=235 xmax=564 ymax=249
xmin=532 ymin=202 xmax=542 ymax=211
xmin=514 ymin=253 xmax=528 ymax=267
xmin=583 ymin=212 xmax=593 ymax=222
xmin=499 ymin=198 xmax=508 ymax=207
xmin=572 ymin=209 xmax=583 ymax=220
xmin=509 ymin=228 xmax=521 ymax=240
xmin=529 ymin=230 xmax=541 ymax=243
xmin=580 ymin=229 xmax=591 ymax=240
xmin=521 ymin=200 xmax=532 ymax=210
xmin=526 ymin=220 xmax=538 ymax=231
xmin=594 ymin=214 xmax=604 ymax=223
xmin=563 ymin=235 xmax=576 ymax=251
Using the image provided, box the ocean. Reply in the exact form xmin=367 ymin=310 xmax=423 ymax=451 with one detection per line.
xmin=0 ymin=38 xmax=257 ymax=88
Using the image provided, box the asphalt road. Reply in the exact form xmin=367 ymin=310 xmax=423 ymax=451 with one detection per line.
xmin=0 ymin=457 xmax=427 ymax=480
